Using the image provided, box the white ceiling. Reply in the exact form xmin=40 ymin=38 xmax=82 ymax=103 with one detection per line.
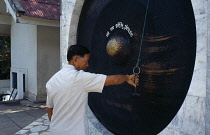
xmin=0 ymin=25 xmax=10 ymax=35
xmin=0 ymin=1 xmax=7 ymax=14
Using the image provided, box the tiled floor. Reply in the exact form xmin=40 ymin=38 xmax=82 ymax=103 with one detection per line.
xmin=0 ymin=100 xmax=47 ymax=135
xmin=15 ymin=114 xmax=50 ymax=135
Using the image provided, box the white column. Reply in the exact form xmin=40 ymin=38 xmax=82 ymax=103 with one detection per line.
xmin=60 ymin=0 xmax=85 ymax=68
xmin=11 ymin=21 xmax=37 ymax=101
xmin=60 ymin=0 xmax=74 ymax=68
xmin=206 ymin=0 xmax=210 ymax=134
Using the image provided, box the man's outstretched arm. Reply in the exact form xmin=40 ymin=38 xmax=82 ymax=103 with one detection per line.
xmin=104 ymin=74 xmax=136 ymax=87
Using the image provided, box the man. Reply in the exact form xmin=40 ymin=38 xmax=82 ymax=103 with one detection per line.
xmin=46 ymin=45 xmax=136 ymax=135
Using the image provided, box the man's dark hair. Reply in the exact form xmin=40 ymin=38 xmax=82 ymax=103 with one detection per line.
xmin=67 ymin=45 xmax=90 ymax=61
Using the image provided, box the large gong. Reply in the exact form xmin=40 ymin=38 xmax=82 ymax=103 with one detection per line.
xmin=77 ymin=0 xmax=196 ymax=134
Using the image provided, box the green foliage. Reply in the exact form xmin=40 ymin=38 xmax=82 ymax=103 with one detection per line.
xmin=0 ymin=36 xmax=11 ymax=79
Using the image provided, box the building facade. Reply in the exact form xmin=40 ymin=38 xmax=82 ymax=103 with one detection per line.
xmin=0 ymin=0 xmax=60 ymax=102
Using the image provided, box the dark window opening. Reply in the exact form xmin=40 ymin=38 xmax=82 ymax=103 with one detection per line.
xmin=23 ymin=74 xmax=25 ymax=92
xmin=0 ymin=36 xmax=11 ymax=79
xmin=12 ymin=72 xmax=17 ymax=89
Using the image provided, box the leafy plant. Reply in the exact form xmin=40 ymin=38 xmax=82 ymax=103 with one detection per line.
xmin=0 ymin=36 xmax=11 ymax=79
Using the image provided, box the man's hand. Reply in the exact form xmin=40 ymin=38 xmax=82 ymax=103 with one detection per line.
xmin=46 ymin=107 xmax=53 ymax=121
xmin=126 ymin=74 xmax=138 ymax=87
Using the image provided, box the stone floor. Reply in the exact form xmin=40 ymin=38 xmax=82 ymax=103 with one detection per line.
xmin=15 ymin=114 xmax=50 ymax=135
xmin=0 ymin=99 xmax=47 ymax=135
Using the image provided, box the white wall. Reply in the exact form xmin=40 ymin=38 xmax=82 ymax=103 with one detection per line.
xmin=11 ymin=21 xmax=37 ymax=101
xmin=0 ymin=79 xmax=10 ymax=94
xmin=0 ymin=25 xmax=10 ymax=35
xmin=37 ymin=26 xmax=60 ymax=102
xmin=0 ymin=79 xmax=10 ymax=88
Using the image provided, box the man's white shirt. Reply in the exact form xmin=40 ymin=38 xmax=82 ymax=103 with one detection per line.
xmin=46 ymin=64 xmax=106 ymax=135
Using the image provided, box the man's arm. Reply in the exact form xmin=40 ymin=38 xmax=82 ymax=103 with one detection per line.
xmin=46 ymin=107 xmax=53 ymax=121
xmin=104 ymin=74 xmax=136 ymax=87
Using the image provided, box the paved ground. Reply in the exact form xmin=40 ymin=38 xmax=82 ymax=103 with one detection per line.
xmin=0 ymin=100 xmax=47 ymax=135
xmin=15 ymin=114 xmax=50 ymax=135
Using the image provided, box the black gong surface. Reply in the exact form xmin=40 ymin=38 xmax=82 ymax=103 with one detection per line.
xmin=77 ymin=0 xmax=196 ymax=135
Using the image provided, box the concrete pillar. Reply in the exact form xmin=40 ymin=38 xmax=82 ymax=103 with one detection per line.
xmin=11 ymin=21 xmax=37 ymax=101
xmin=206 ymin=0 xmax=210 ymax=134
xmin=60 ymin=0 xmax=84 ymax=68
xmin=60 ymin=0 xmax=73 ymax=68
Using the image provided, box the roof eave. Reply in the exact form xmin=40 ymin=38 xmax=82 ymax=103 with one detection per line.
xmin=17 ymin=16 xmax=60 ymax=27
xmin=4 ymin=0 xmax=60 ymax=26
xmin=4 ymin=0 xmax=25 ymax=23
xmin=12 ymin=0 xmax=25 ymax=16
